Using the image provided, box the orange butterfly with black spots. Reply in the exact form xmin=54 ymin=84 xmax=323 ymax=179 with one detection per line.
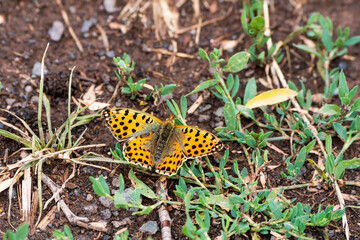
xmin=102 ymin=108 xmax=223 ymax=176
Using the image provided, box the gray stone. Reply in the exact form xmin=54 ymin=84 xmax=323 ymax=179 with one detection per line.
xmin=6 ymin=98 xmax=16 ymax=106
xmin=106 ymin=85 xmax=114 ymax=93
xmin=139 ymin=221 xmax=158 ymax=234
xmin=112 ymin=210 xmax=119 ymax=217
xmin=69 ymin=6 xmax=76 ymax=14
xmin=48 ymin=21 xmax=65 ymax=41
xmin=104 ymin=0 xmax=119 ymax=13
xmin=32 ymin=62 xmax=47 ymax=78
xmin=198 ymin=114 xmax=210 ymax=123
xmin=214 ymin=107 xmax=224 ymax=117
xmin=112 ymin=177 xmax=119 ymax=187
xmin=99 ymin=196 xmax=113 ymax=208
xmin=100 ymin=209 xmax=112 ymax=220
xmin=69 ymin=52 xmax=76 ymax=60
xmin=101 ymin=73 xmax=110 ymax=84
xmin=112 ymin=218 xmax=131 ymax=228
xmin=106 ymin=51 xmax=115 ymax=58
xmin=83 ymin=204 xmax=98 ymax=214
xmin=189 ymin=93 xmax=198 ymax=102
xmin=160 ymin=92 xmax=174 ymax=102
xmin=81 ymin=18 xmax=97 ymax=33
xmin=24 ymin=85 xmax=32 ymax=93
xmin=30 ymin=96 xmax=39 ymax=103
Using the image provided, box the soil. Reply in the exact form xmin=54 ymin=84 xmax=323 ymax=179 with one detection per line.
xmin=0 ymin=0 xmax=359 ymax=239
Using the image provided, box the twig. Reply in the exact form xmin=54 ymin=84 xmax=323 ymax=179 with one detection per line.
xmin=96 ymin=24 xmax=110 ymax=52
xmin=55 ymin=0 xmax=84 ymax=52
xmin=42 ymin=173 xmax=109 ymax=232
xmin=142 ymin=44 xmax=195 ymax=59
xmin=156 ymin=176 xmax=172 ymax=240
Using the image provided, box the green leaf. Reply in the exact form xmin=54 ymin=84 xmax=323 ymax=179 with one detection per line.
xmin=15 ymin=224 xmax=29 ymax=240
xmin=243 ymin=77 xmax=257 ymax=104
xmin=223 ymin=52 xmax=250 ymax=73
xmin=321 ymin=28 xmax=333 ymax=51
xmin=198 ymin=48 xmax=209 ymax=60
xmin=128 ymin=169 xmax=157 ymax=199
xmin=231 ymin=75 xmax=240 ymax=98
xmin=240 ymin=9 xmax=249 ymax=34
xmin=160 ymin=84 xmax=177 ymax=96
xmin=269 ymin=200 xmax=283 ymax=219
xmin=333 ymin=122 xmax=347 ymax=141
xmin=224 ymin=103 xmax=237 ymax=131
xmin=295 ymin=44 xmax=322 ymax=58
xmin=249 ymin=16 xmax=265 ymax=35
xmin=89 ymin=175 xmax=110 ymax=197
xmin=335 ymin=158 xmax=360 ymax=180
xmin=344 ymin=36 xmax=360 ymax=46
xmin=338 ymin=72 xmax=349 ymax=97
xmin=180 ymin=96 xmax=187 ymax=120
xmin=319 ymin=104 xmax=341 ymax=116
xmin=325 ymin=135 xmax=332 ymax=156
xmin=186 ymin=79 xmax=219 ymax=96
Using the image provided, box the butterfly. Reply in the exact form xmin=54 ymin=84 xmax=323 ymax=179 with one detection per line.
xmin=102 ymin=108 xmax=223 ymax=176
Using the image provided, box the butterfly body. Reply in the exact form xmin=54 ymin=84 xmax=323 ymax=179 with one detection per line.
xmin=103 ymin=108 xmax=223 ymax=176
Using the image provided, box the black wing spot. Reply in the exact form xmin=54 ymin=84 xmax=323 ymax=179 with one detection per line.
xmin=123 ymin=126 xmax=128 ymax=130
xmin=126 ymin=146 xmax=131 ymax=151
xmin=142 ymin=115 xmax=146 ymax=120
xmin=136 ymin=123 xmax=140 ymax=127
xmin=195 ymin=138 xmax=199 ymax=142
xmin=133 ymin=113 xmax=138 ymax=120
xmin=113 ymin=124 xmax=118 ymax=128
xmin=194 ymin=150 xmax=199 ymax=155
xmin=195 ymin=130 xmax=200 ymax=137
xmin=201 ymin=149 xmax=205 ymax=153
xmin=187 ymin=149 xmax=191 ymax=153
xmin=204 ymin=133 xmax=209 ymax=138
xmin=120 ymin=122 xmax=124 ymax=126
xmin=132 ymin=129 xmax=136 ymax=133
xmin=199 ymin=144 xmax=203 ymax=148
xmin=123 ymin=132 xmax=128 ymax=136
xmin=114 ymin=118 xmax=118 ymax=122
xmin=128 ymin=119 xmax=132 ymax=123
xmin=116 ymin=129 xmax=121 ymax=134
xmin=184 ymin=143 xmax=189 ymax=147
xmin=121 ymin=116 xmax=125 ymax=120
xmin=192 ymin=145 xmax=196 ymax=149
xmin=124 ymin=109 xmax=129 ymax=116
xmin=189 ymin=129 xmax=193 ymax=133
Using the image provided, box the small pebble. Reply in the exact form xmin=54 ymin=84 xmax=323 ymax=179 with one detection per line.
xmin=100 ymin=209 xmax=112 ymax=220
xmin=101 ymin=73 xmax=110 ymax=84
xmin=214 ymin=107 xmax=224 ymax=117
xmin=160 ymin=92 xmax=174 ymax=102
xmin=106 ymin=51 xmax=115 ymax=58
xmin=112 ymin=177 xmax=120 ymax=187
xmin=338 ymin=61 xmax=347 ymax=71
xmin=30 ymin=96 xmax=39 ymax=103
xmin=107 ymin=85 xmax=114 ymax=93
xmin=81 ymin=18 xmax=97 ymax=33
xmin=104 ymin=0 xmax=119 ymax=13
xmin=83 ymin=204 xmax=98 ymax=214
xmin=6 ymin=98 xmax=16 ymax=106
xmin=69 ymin=52 xmax=76 ymax=60
xmin=28 ymin=39 xmax=36 ymax=45
xmin=48 ymin=21 xmax=65 ymax=41
xmin=112 ymin=218 xmax=131 ymax=228
xmin=189 ymin=93 xmax=198 ymax=102
xmin=112 ymin=211 xmax=119 ymax=217
xmin=31 ymin=62 xmax=47 ymax=78
xmin=102 ymin=235 xmax=111 ymax=240
xmin=198 ymin=114 xmax=210 ymax=123
xmin=69 ymin=6 xmax=76 ymax=13
xmin=139 ymin=221 xmax=159 ymax=234
xmin=86 ymin=194 xmax=93 ymax=201
xmin=99 ymin=196 xmax=113 ymax=208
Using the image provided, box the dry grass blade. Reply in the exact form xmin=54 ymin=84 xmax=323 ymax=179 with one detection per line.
xmin=156 ymin=176 xmax=172 ymax=240
xmin=153 ymin=0 xmax=179 ymax=40
xmin=22 ymin=168 xmax=32 ymax=224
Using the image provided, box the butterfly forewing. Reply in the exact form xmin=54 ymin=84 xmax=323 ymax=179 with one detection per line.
xmin=175 ymin=126 xmax=223 ymax=158
xmin=102 ymin=108 xmax=162 ymax=141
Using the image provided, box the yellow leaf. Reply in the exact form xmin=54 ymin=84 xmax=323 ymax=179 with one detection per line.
xmin=245 ymin=88 xmax=297 ymax=109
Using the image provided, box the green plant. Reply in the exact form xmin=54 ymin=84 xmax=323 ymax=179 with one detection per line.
xmin=293 ymin=13 xmax=360 ymax=101
xmin=52 ymin=225 xmax=74 ymax=240
xmin=241 ymin=0 xmax=283 ymax=64
xmin=3 ymin=224 xmax=29 ymax=240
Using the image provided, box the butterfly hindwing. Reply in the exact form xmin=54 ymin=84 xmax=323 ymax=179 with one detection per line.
xmin=123 ymin=134 xmax=154 ymax=169
xmin=175 ymin=126 xmax=223 ymax=158
xmin=102 ymin=108 xmax=162 ymax=141
xmin=155 ymin=140 xmax=187 ymax=176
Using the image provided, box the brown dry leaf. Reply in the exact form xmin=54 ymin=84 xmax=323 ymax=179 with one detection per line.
xmin=79 ymin=84 xmax=109 ymax=111
xmin=109 ymin=22 xmax=129 ymax=34
xmin=311 ymin=93 xmax=323 ymax=103
xmin=209 ymin=1 xmax=218 ymax=13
